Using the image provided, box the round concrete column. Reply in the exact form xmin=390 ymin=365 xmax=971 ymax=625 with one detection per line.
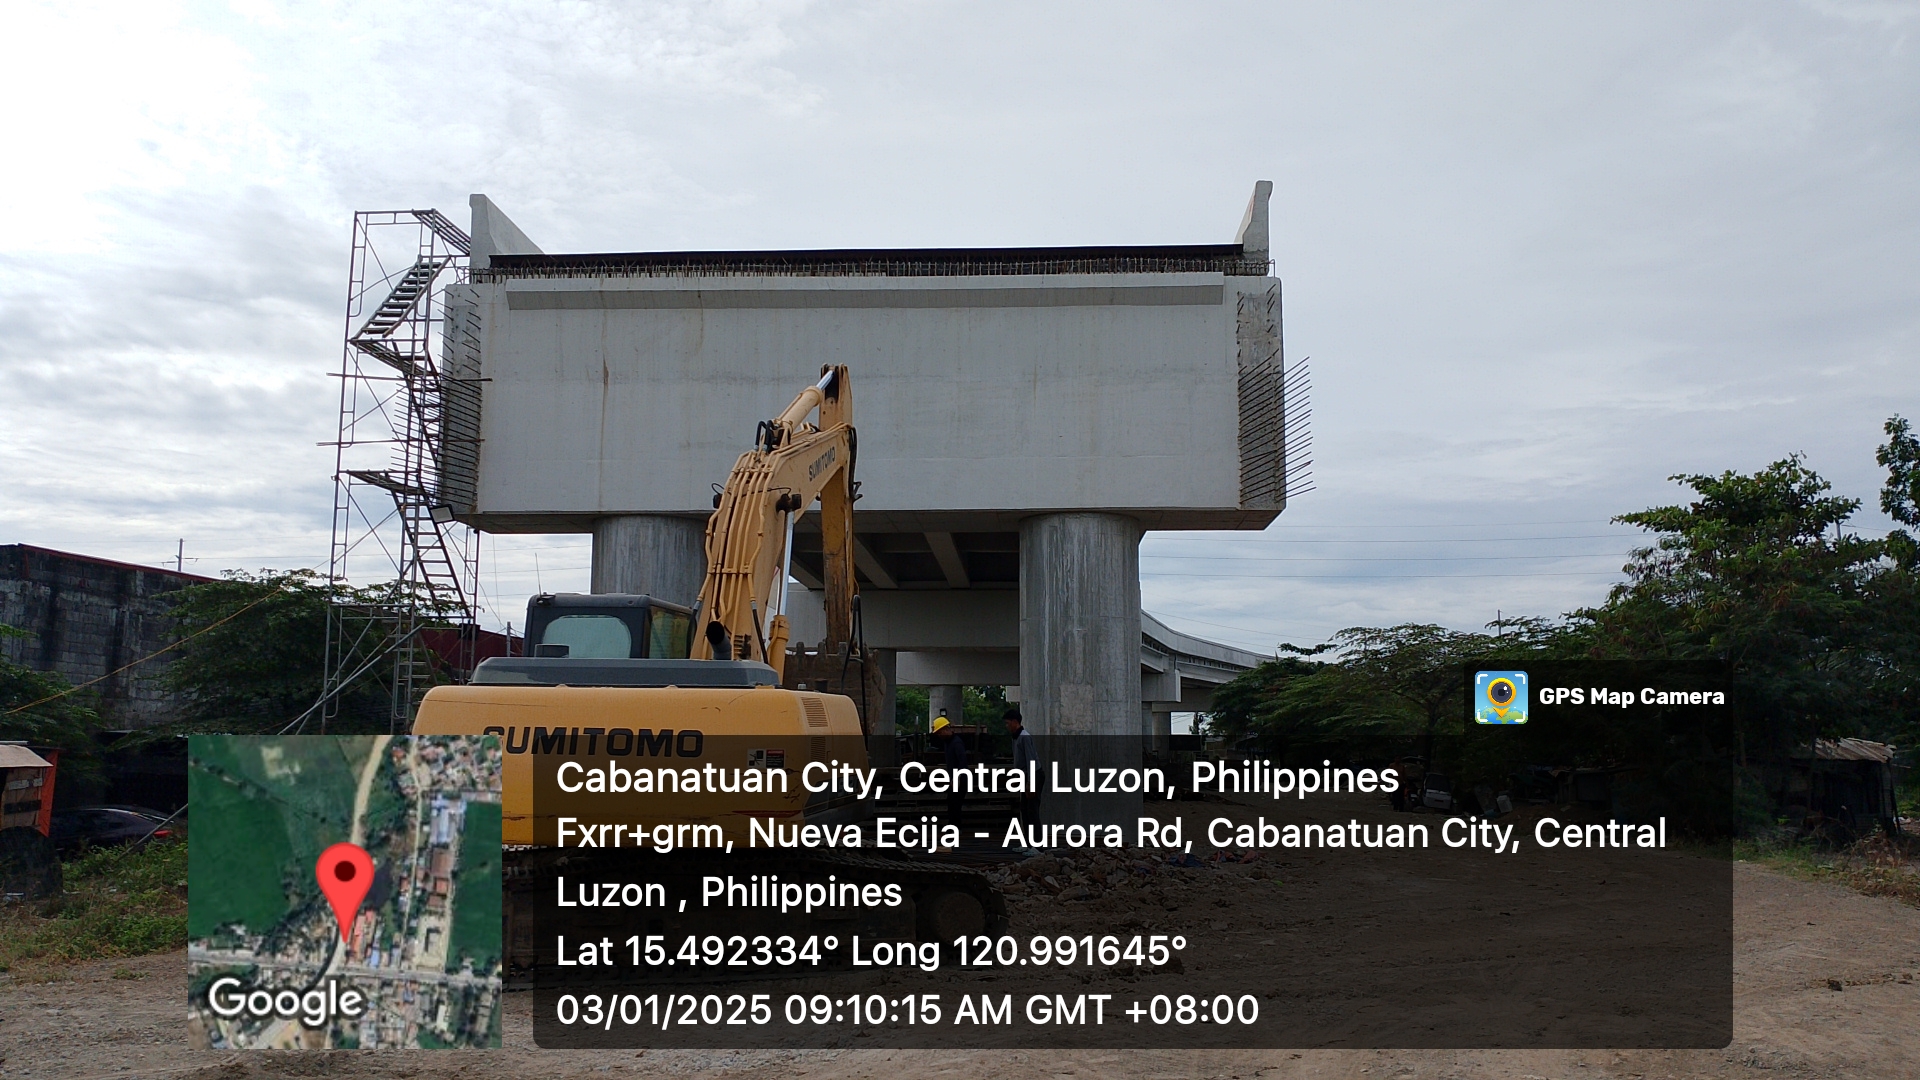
xmin=590 ymin=515 xmax=706 ymax=606
xmin=869 ymin=649 xmax=899 ymax=768
xmin=1142 ymin=705 xmax=1169 ymax=755
xmin=1019 ymin=512 xmax=1142 ymax=826
xmin=928 ymin=684 xmax=965 ymax=727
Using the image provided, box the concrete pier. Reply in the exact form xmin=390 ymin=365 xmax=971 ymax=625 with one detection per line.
xmin=869 ymin=648 xmax=899 ymax=767
xmin=1019 ymin=512 xmax=1143 ymax=824
xmin=1143 ymin=705 xmax=1175 ymax=759
xmin=928 ymin=684 xmax=965 ymax=727
xmin=590 ymin=515 xmax=706 ymax=605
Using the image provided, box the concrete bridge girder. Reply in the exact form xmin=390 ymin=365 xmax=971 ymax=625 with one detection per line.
xmin=457 ymin=188 xmax=1287 ymax=778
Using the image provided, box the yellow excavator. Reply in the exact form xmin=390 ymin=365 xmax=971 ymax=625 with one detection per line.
xmin=412 ymin=366 xmax=1003 ymax=968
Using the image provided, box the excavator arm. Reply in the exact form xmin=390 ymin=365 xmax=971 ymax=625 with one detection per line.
xmin=690 ymin=365 xmax=859 ymax=688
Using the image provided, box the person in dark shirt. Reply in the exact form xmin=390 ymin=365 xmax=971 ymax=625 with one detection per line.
xmin=1005 ymin=708 xmax=1039 ymax=828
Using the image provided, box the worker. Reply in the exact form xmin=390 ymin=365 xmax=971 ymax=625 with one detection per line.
xmin=1005 ymin=708 xmax=1039 ymax=828
xmin=932 ymin=712 xmax=968 ymax=829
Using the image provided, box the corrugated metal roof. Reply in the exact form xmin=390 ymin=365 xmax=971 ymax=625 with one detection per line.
xmin=0 ymin=745 xmax=53 ymax=769
xmin=1807 ymin=738 xmax=1896 ymax=763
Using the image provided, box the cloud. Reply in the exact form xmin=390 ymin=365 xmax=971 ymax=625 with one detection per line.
xmin=2 ymin=0 xmax=1914 ymax=653
xmin=1673 ymin=26 xmax=1822 ymax=146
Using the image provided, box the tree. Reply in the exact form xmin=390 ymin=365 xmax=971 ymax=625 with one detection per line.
xmin=1574 ymin=456 xmax=1892 ymax=758
xmin=1879 ymin=415 xmax=1920 ymax=570
xmin=1332 ymin=624 xmax=1493 ymax=768
xmin=1869 ymin=416 xmax=1920 ymax=748
xmin=1211 ymin=647 xmax=1410 ymax=766
xmin=159 ymin=571 xmax=399 ymax=734
xmin=962 ymin=686 xmax=1011 ymax=756
xmin=894 ymin=686 xmax=930 ymax=734
xmin=0 ymin=625 xmax=106 ymax=797
xmin=1209 ymin=654 xmax=1318 ymax=747
xmin=1200 ymin=429 xmax=1920 ymax=834
xmin=1211 ymin=626 xmax=1496 ymax=769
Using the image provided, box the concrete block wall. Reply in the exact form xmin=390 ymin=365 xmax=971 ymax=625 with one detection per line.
xmin=0 ymin=546 xmax=209 ymax=728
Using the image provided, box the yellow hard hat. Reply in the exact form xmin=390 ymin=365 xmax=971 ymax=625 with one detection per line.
xmin=931 ymin=716 xmax=951 ymax=734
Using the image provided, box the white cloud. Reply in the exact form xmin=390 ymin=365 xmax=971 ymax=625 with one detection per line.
xmin=2 ymin=0 xmax=1914 ymax=648
xmin=1672 ymin=26 xmax=1821 ymax=147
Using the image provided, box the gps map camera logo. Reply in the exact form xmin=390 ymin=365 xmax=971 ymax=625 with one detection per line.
xmin=1475 ymin=670 xmax=1528 ymax=725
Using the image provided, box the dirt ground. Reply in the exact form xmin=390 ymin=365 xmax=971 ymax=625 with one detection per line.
xmin=5 ymin=853 xmax=1918 ymax=1079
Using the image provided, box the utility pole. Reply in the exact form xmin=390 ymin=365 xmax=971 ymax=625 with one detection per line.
xmin=177 ymin=539 xmax=184 ymax=574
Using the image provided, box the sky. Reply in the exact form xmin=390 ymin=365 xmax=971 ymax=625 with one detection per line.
xmin=2 ymin=0 xmax=1916 ymax=656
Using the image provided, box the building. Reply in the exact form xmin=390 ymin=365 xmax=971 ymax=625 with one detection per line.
xmin=1770 ymin=738 xmax=1905 ymax=838
xmin=0 ymin=545 xmax=211 ymax=727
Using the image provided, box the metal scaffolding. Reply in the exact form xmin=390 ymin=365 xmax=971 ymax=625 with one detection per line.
xmin=319 ymin=209 xmax=480 ymax=733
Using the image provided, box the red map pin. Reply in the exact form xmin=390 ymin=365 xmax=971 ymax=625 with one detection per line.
xmin=316 ymin=842 xmax=374 ymax=943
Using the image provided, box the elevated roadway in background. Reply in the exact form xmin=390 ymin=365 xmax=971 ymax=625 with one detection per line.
xmin=784 ymin=594 xmax=1266 ymax=750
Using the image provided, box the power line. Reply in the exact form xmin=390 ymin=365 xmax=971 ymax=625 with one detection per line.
xmin=1144 ymin=549 xmax=1628 ymax=557
xmin=1151 ymin=522 xmax=1900 ymax=538
xmin=1144 ymin=610 xmax=1286 ymax=643
xmin=1142 ymin=569 xmax=1626 ymax=579
xmin=1142 ymin=533 xmax=1632 ymax=545
xmin=5 ymin=587 xmax=285 ymax=716
xmin=1149 ymin=519 xmax=1620 ymax=531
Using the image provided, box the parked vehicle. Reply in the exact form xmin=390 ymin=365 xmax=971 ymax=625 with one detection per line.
xmin=48 ymin=805 xmax=174 ymax=854
xmin=1419 ymin=772 xmax=1455 ymax=812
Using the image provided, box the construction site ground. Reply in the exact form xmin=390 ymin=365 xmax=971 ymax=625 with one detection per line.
xmin=6 ymin=792 xmax=1918 ymax=1080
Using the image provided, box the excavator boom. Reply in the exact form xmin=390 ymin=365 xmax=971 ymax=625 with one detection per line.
xmin=691 ymin=365 xmax=859 ymax=691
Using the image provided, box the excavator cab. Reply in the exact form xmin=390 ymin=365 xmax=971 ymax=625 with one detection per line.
xmin=521 ymin=592 xmax=693 ymax=660
xmin=467 ymin=591 xmax=750 ymax=688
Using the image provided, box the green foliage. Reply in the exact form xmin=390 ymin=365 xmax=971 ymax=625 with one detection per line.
xmin=1215 ymin=625 xmax=1507 ymax=770
xmin=1212 ymin=656 xmax=1397 ymax=764
xmin=895 ymin=686 xmax=929 ymax=733
xmin=1879 ymin=416 xmax=1920 ymax=574
xmin=891 ymin=685 xmax=1011 ymax=753
xmin=159 ymin=570 xmax=403 ymax=734
xmin=0 ymin=839 xmax=189 ymax=969
xmin=186 ymin=735 xmax=361 ymax=937
xmin=1573 ymin=454 xmax=1909 ymax=759
xmin=0 ymin=624 xmax=106 ymax=798
xmin=1209 ymin=425 xmax=1920 ymax=836
xmin=161 ymin=570 xmax=331 ymax=731
xmin=447 ymin=800 xmax=503 ymax=975
xmin=963 ymin=684 xmax=1010 ymax=727
xmin=1868 ymin=417 xmax=1920 ymax=747
xmin=1332 ymin=624 xmax=1499 ymax=764
xmin=185 ymin=743 xmax=300 ymax=937
xmin=1880 ymin=416 xmax=1920 ymax=526
xmin=962 ymin=685 xmax=1012 ymax=756
xmin=1734 ymin=835 xmax=1920 ymax=910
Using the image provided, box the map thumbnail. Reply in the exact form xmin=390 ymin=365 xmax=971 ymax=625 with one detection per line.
xmin=187 ymin=735 xmax=503 ymax=1049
